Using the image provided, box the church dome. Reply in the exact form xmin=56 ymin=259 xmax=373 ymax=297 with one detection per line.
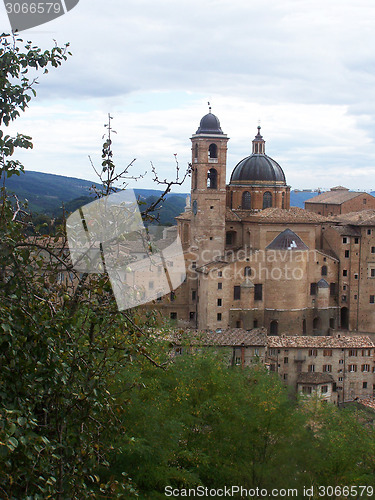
xmin=230 ymin=126 xmax=286 ymax=185
xmin=196 ymin=109 xmax=223 ymax=135
xmin=230 ymin=155 xmax=286 ymax=183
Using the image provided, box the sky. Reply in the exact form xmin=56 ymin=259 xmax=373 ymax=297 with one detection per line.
xmin=2 ymin=0 xmax=375 ymax=193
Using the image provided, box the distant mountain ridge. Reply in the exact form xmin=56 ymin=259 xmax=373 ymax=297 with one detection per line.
xmin=5 ymin=170 xmax=372 ymax=222
xmin=5 ymin=170 xmax=187 ymax=224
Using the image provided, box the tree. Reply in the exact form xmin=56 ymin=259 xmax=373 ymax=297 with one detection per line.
xmin=0 ymin=33 xmax=142 ymax=498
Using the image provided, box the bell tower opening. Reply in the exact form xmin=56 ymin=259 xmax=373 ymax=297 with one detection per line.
xmin=207 ymin=168 xmax=218 ymax=189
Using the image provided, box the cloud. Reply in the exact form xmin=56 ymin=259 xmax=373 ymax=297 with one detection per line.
xmin=1 ymin=0 xmax=375 ymax=191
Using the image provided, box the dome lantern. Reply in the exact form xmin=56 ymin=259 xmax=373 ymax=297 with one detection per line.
xmin=252 ymin=125 xmax=265 ymax=154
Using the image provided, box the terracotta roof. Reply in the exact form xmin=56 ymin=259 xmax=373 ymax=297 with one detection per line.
xmin=325 ymin=224 xmax=361 ymax=236
xmin=268 ymin=335 xmax=375 ymax=349
xmin=167 ymin=328 xmax=268 ymax=347
xmin=238 ymin=207 xmax=329 ymax=224
xmin=328 ymin=210 xmax=375 ymax=226
xmin=297 ymin=372 xmax=334 ymax=385
xmin=226 ymin=208 xmax=242 ymax=222
xmin=175 ymin=211 xmax=191 ymax=220
xmin=305 ymin=190 xmax=369 ymax=205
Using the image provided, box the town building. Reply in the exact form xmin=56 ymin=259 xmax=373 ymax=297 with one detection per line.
xmin=305 ymin=186 xmax=375 ymax=216
xmin=149 ymin=109 xmax=375 ymax=336
xmin=168 ymin=329 xmax=375 ymax=404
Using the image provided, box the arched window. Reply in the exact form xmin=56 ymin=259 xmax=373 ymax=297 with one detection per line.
xmin=340 ymin=307 xmax=349 ymax=329
xmin=242 ymin=191 xmax=251 ymax=210
xmin=207 ymin=168 xmax=217 ymax=189
xmin=282 ymin=192 xmax=285 ymax=209
xmin=321 ymin=265 xmax=327 ymax=276
xmin=226 ymin=231 xmax=236 ymax=246
xmin=270 ymin=320 xmax=278 ymax=335
xmin=194 ymin=143 xmax=198 ymax=160
xmin=244 ymin=266 xmax=252 ymax=277
xmin=302 ymin=319 xmax=307 ymax=334
xmin=208 ymin=143 xmax=218 ymax=159
xmin=230 ymin=191 xmax=233 ymax=209
xmin=193 ymin=168 xmax=198 ymax=190
xmin=313 ymin=317 xmax=321 ymax=331
xmin=263 ymin=191 xmax=272 ymax=209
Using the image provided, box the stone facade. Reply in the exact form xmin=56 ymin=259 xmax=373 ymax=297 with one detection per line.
xmin=142 ymin=111 xmax=375 ymax=336
xmin=267 ymin=334 xmax=375 ymax=404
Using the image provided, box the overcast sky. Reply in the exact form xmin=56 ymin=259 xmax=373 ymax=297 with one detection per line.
xmin=2 ymin=0 xmax=375 ymax=192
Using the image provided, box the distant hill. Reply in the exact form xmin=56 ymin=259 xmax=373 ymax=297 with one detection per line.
xmin=5 ymin=170 xmax=188 ymax=225
xmin=6 ymin=171 xmax=372 ymax=224
xmin=290 ymin=191 xmax=320 ymax=208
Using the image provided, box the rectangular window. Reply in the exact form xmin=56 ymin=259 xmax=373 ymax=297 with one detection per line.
xmin=348 ymin=364 xmax=357 ymax=372
xmin=170 ymin=291 xmax=176 ymax=301
xmin=363 ymin=382 xmax=368 ymax=389
xmin=233 ymin=285 xmax=241 ymax=300
xmin=192 ymin=261 xmax=197 ymax=269
xmin=342 ymin=295 xmax=347 ymax=302
xmin=170 ymin=312 xmax=177 ymax=320
xmin=330 ymin=282 xmax=336 ymax=296
xmin=253 ymin=319 xmax=258 ymax=328
xmin=349 ymin=349 xmax=357 ymax=356
xmin=321 ymin=385 xmax=328 ymax=394
xmin=308 ymin=364 xmax=315 ymax=372
xmin=218 ymin=271 xmax=222 ymax=277
xmin=339 ymin=359 xmax=344 ymax=364
xmin=371 ymin=269 xmax=375 ymax=278
xmin=189 ymin=312 xmax=195 ymax=320
xmin=217 ymin=313 xmax=222 ymax=321
xmin=254 ymin=284 xmax=263 ymax=301
xmin=362 ymin=364 xmax=370 ymax=372
xmin=368 ymin=229 xmax=372 ymax=235
xmin=370 ymin=295 xmax=375 ymax=304
xmin=323 ymin=349 xmax=332 ymax=356
xmin=310 ymin=283 xmax=317 ymax=295
xmin=284 ymin=357 xmax=288 ymax=364
xmin=323 ymin=364 xmax=332 ymax=372
xmin=217 ymin=298 xmax=222 ymax=306
xmin=345 ymin=250 xmax=350 ymax=258
xmin=302 ymin=386 xmax=312 ymax=395
xmin=283 ymin=373 xmax=288 ymax=380
xmin=339 ymin=377 xmax=343 ymax=382
xmin=192 ymin=290 xmax=197 ymax=301
xmin=343 ymin=237 xmax=347 ymax=244
xmin=362 ymin=349 xmax=371 ymax=356
xmin=309 ymin=349 xmax=318 ymax=357
xmin=343 ymin=270 xmax=348 ymax=277
xmin=354 ymin=274 xmax=358 ymax=280
xmin=218 ymin=282 xmax=222 ymax=290
xmin=355 ymin=237 xmax=359 ymax=244
xmin=371 ymin=247 xmax=375 ymax=254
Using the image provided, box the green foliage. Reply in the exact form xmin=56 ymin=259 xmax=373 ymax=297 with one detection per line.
xmin=0 ymin=33 xmax=70 ymax=179
xmin=102 ymin=351 xmax=375 ymax=498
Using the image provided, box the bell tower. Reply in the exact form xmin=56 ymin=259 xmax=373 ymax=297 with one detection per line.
xmin=190 ymin=107 xmax=229 ymax=266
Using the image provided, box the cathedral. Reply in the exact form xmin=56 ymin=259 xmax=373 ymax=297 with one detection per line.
xmin=151 ymin=109 xmax=375 ymax=337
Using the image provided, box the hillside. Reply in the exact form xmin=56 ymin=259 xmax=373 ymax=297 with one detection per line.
xmin=6 ymin=171 xmax=372 ymax=223
xmin=5 ymin=170 xmax=187 ymax=225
